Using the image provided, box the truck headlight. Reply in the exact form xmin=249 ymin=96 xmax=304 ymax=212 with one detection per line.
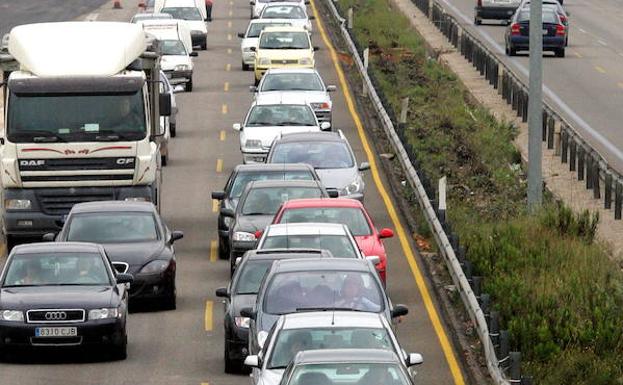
xmin=244 ymin=139 xmax=263 ymax=149
xmin=174 ymin=64 xmax=190 ymax=71
xmin=4 ymin=199 xmax=31 ymax=210
xmin=299 ymin=57 xmax=313 ymax=66
xmin=0 ymin=310 xmax=24 ymax=322
xmin=88 ymin=308 xmax=120 ymax=320
xmin=257 ymin=57 xmax=271 ymax=66
xmin=234 ymin=316 xmax=250 ymax=328
xmin=232 ymin=232 xmax=256 ymax=242
xmin=340 ymin=176 xmax=363 ymax=196
xmin=310 ymin=102 xmax=331 ymax=110
xmin=139 ymin=260 xmax=170 ymax=275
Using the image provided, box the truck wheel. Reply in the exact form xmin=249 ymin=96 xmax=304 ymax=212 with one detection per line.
xmin=186 ymin=79 xmax=193 ymax=92
xmin=170 ymin=123 xmax=177 ymax=138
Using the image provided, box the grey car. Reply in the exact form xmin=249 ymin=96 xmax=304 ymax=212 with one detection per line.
xmin=266 ymin=131 xmax=370 ymax=201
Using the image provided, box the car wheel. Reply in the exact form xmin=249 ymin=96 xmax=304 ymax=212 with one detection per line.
xmin=170 ymin=123 xmax=176 ymax=138
xmin=218 ymin=235 xmax=229 ymax=260
xmin=474 ymin=16 xmax=481 ymax=25
xmin=110 ymin=334 xmax=128 ymax=361
xmin=163 ymin=286 xmax=177 ymax=310
xmin=565 ymin=37 xmax=568 ymax=47
xmin=509 ymin=45 xmax=516 ymax=56
xmin=242 ymin=61 xmax=250 ymax=71
xmin=556 ymin=48 xmax=565 ymax=58
xmin=186 ymin=78 xmax=193 ymax=92
xmin=224 ymin=340 xmax=242 ymax=373
xmin=201 ymin=38 xmax=207 ymax=50
xmin=161 ymin=154 xmax=168 ymax=167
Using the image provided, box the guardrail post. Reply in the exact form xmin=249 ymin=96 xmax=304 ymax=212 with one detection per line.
xmin=541 ymin=111 xmax=548 ymax=141
xmin=547 ymin=116 xmax=555 ymax=149
xmin=561 ymin=127 xmax=568 ymax=163
xmin=489 ymin=310 xmax=500 ymax=347
xmin=605 ymin=172 xmax=612 ymax=209
xmin=480 ymin=293 xmax=490 ymax=323
xmin=510 ymin=352 xmax=522 ymax=383
xmin=593 ymin=160 xmax=600 ymax=199
xmin=362 ymin=47 xmax=369 ymax=96
xmin=521 ymin=92 xmax=528 ymax=123
xmin=586 ymin=155 xmax=593 ymax=189
xmin=400 ymin=97 xmax=409 ymax=124
xmin=463 ymin=260 xmax=473 ymax=285
xmin=347 ymin=8 xmax=353 ymax=29
xmin=554 ymin=122 xmax=561 ymax=156
xmin=577 ymin=146 xmax=585 ymax=181
xmin=438 ymin=176 xmax=447 ymax=224
xmin=569 ymin=140 xmax=576 ymax=171
xmin=471 ymin=276 xmax=481 ymax=299
xmin=615 ymin=181 xmax=622 ymax=220
xmin=498 ymin=330 xmax=510 ymax=369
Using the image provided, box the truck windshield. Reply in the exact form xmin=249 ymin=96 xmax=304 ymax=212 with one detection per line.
xmin=7 ymin=91 xmax=147 ymax=143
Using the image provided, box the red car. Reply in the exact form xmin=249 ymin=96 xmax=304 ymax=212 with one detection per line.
xmin=272 ymin=198 xmax=394 ymax=284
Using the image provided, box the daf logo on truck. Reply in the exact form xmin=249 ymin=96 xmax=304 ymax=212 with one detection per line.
xmin=19 ymin=160 xmax=45 ymax=167
xmin=117 ymin=158 xmax=135 ymax=165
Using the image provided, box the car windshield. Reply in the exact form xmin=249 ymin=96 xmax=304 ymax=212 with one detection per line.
xmin=246 ymin=105 xmax=317 ymax=127
xmin=288 ymin=363 xmax=409 ymax=385
xmin=264 ymin=271 xmax=383 ymax=314
xmin=248 ymin=22 xmax=291 ymax=38
xmin=262 ymin=5 xmax=306 ymax=19
xmin=235 ymin=260 xmax=274 ymax=294
xmin=3 ymin=253 xmax=111 ymax=287
xmin=161 ymin=39 xmax=187 ymax=55
xmin=230 ymin=170 xmax=315 ymax=198
xmin=66 ymin=212 xmax=159 ymax=243
xmin=161 ymin=7 xmax=203 ymax=20
xmin=259 ymin=31 xmax=310 ymax=49
xmin=261 ymin=73 xmax=324 ymax=91
xmin=261 ymin=234 xmax=359 ymax=259
xmin=268 ymin=328 xmax=393 ymax=369
xmin=517 ymin=10 xmax=558 ymax=23
xmin=242 ymin=187 xmax=323 ymax=215
xmin=279 ymin=208 xmax=372 ymax=236
xmin=270 ymin=142 xmax=354 ymax=168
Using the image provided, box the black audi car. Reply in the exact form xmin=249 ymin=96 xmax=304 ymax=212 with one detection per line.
xmin=216 ymin=248 xmax=334 ymax=373
xmin=220 ymin=179 xmax=332 ymax=275
xmin=211 ymin=163 xmax=321 ymax=260
xmin=0 ymin=242 xmax=133 ymax=359
xmin=48 ymin=201 xmax=183 ymax=309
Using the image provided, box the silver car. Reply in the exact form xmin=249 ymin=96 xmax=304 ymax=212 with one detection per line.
xmin=474 ymin=0 xmax=521 ymax=25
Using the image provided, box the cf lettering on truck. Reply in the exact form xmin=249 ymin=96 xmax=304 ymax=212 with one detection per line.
xmin=0 ymin=22 xmax=171 ymax=249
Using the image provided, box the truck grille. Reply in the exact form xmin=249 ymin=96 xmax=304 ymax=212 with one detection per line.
xmin=18 ymin=157 xmax=136 ymax=171
xmin=271 ymin=59 xmax=298 ymax=65
xmin=37 ymin=189 xmax=115 ymax=215
xmin=314 ymin=110 xmax=331 ymax=123
xmin=26 ymin=309 xmax=85 ymax=323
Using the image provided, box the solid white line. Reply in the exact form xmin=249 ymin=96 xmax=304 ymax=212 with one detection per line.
xmin=597 ymin=39 xmax=607 ymax=46
xmin=85 ymin=13 xmax=99 ymax=21
xmin=578 ymin=27 xmax=587 ymax=33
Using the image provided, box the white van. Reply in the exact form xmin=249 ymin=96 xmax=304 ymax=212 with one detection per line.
xmin=474 ymin=0 xmax=521 ymax=25
xmin=156 ymin=0 xmax=208 ymax=49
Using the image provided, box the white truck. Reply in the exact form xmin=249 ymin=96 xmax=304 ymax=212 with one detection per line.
xmin=0 ymin=21 xmax=171 ymax=247
xmin=155 ymin=0 xmax=209 ymax=50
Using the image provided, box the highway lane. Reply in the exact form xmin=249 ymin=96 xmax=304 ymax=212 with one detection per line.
xmin=0 ymin=1 xmax=466 ymax=384
xmin=435 ymin=0 xmax=623 ymax=170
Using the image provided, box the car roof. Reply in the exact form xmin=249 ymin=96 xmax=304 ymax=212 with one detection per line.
xmin=265 ymin=223 xmax=348 ymax=236
xmin=11 ymin=242 xmax=103 ymax=255
xmin=261 ymin=26 xmax=308 ymax=34
xmin=281 ymin=198 xmax=364 ymax=209
xmin=272 ymin=257 xmax=370 ymax=273
xmin=245 ymin=248 xmax=334 ymax=260
xmin=249 ymin=18 xmax=293 ymax=24
xmin=265 ymin=68 xmax=319 ymax=75
xmin=233 ymin=163 xmax=314 ymax=173
xmin=275 ymin=131 xmax=345 ymax=143
xmin=253 ymin=99 xmax=312 ymax=107
xmin=293 ymin=349 xmax=400 ymax=365
xmin=263 ymin=2 xmax=305 ymax=9
xmin=69 ymin=200 xmax=156 ymax=214
xmin=246 ymin=179 xmax=322 ymax=189
xmin=281 ymin=311 xmax=384 ymax=329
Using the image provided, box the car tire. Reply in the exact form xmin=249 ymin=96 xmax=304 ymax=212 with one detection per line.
xmin=186 ymin=78 xmax=193 ymax=92
xmin=170 ymin=123 xmax=177 ymax=138
xmin=556 ymin=48 xmax=565 ymax=58
xmin=110 ymin=334 xmax=128 ymax=361
xmin=218 ymin=235 xmax=229 ymax=260
xmin=161 ymin=154 xmax=168 ymax=167
xmin=163 ymin=284 xmax=177 ymax=310
xmin=509 ymin=45 xmax=516 ymax=56
xmin=242 ymin=61 xmax=250 ymax=71
xmin=474 ymin=16 xmax=481 ymax=25
xmin=224 ymin=340 xmax=242 ymax=373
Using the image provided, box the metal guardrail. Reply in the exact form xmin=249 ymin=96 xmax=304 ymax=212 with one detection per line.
xmin=419 ymin=0 xmax=623 ymax=220
xmin=320 ymin=0 xmax=523 ymax=383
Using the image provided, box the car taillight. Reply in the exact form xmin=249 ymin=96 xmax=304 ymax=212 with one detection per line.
xmin=477 ymin=0 xmax=482 ymax=6
xmin=511 ymin=23 xmax=521 ymax=35
xmin=556 ymin=24 xmax=565 ymax=35
xmin=559 ymin=15 xmax=567 ymax=23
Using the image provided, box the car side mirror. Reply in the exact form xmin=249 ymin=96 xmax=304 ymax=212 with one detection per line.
xmin=320 ymin=121 xmax=331 ymax=131
xmin=391 ymin=304 xmax=409 ymax=318
xmin=221 ymin=208 xmax=235 ymax=218
xmin=407 ymin=353 xmax=423 ymax=366
xmin=249 ymin=85 xmax=258 ymax=93
xmin=326 ymin=188 xmax=339 ymax=198
xmin=232 ymin=123 xmax=242 ymax=131
xmin=250 ymin=46 xmax=256 ymax=51
xmin=309 ymin=15 xmax=316 ymax=20
xmin=170 ymin=230 xmax=184 ymax=244
xmin=358 ymin=162 xmax=370 ymax=171
xmin=240 ymin=307 xmax=256 ymax=319
xmin=244 ymin=355 xmax=260 ymax=368
xmin=235 ymin=256 xmax=242 ymax=266
xmin=42 ymin=232 xmax=57 ymax=242
xmin=366 ymin=255 xmax=380 ymax=265
xmin=215 ymin=287 xmax=229 ymax=298
xmin=379 ymin=228 xmax=394 ymax=239
xmin=173 ymin=85 xmax=185 ymax=93
xmin=159 ymin=93 xmax=172 ymax=116
xmin=189 ymin=51 xmax=199 ymax=57
xmin=116 ymin=273 xmax=134 ymax=285
xmin=238 ymin=32 xmax=245 ymax=38
xmin=326 ymin=85 xmax=337 ymax=92
xmin=212 ymin=191 xmax=226 ymax=200
xmin=313 ymin=46 xmax=319 ymax=51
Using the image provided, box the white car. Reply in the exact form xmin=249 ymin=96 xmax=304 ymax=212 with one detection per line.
xmin=259 ymin=3 xmax=313 ymax=32
xmin=239 ymin=19 xmax=293 ymax=71
xmin=250 ymin=0 xmax=307 ymax=19
xmin=158 ymin=0 xmax=208 ymax=49
xmin=244 ymin=311 xmax=423 ymax=385
xmin=130 ymin=12 xmax=173 ymax=23
xmin=252 ymin=68 xmax=335 ymax=126
xmin=233 ymin=101 xmax=329 ymax=163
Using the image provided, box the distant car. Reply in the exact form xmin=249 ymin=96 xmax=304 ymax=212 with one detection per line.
xmin=160 ymin=4 xmax=208 ymax=50
xmin=0 ymin=242 xmax=133 ymax=359
xmin=130 ymin=12 xmax=173 ymax=23
xmin=212 ymin=163 xmax=321 ymax=259
xmin=266 ymin=131 xmax=370 ymax=201
xmin=251 ymin=0 xmax=307 ymax=19
xmin=267 ymin=349 xmax=422 ymax=385
xmin=138 ymin=0 xmax=157 ymax=12
xmin=160 ymin=70 xmax=179 ymax=137
xmin=233 ymin=101 xmax=328 ymax=164
xmin=215 ymin=248 xmax=334 ymax=373
xmin=518 ymin=0 xmax=569 ymax=44
xmin=242 ymin=258 xmax=409 ymax=355
xmin=505 ymin=8 xmax=567 ymax=57
xmin=252 ymin=68 xmax=336 ymax=126
xmin=259 ymin=3 xmax=313 ymax=31
xmin=474 ymin=0 xmax=521 ymax=25
xmin=220 ymin=179 xmax=333 ymax=274
xmin=272 ymin=198 xmax=394 ymax=284
xmin=238 ymin=19 xmax=293 ymax=70
xmin=245 ymin=311 xmax=423 ymax=385
xmin=50 ymin=201 xmax=184 ymax=309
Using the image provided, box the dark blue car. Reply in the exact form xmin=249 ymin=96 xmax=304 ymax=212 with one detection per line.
xmin=505 ymin=9 xmax=567 ymax=57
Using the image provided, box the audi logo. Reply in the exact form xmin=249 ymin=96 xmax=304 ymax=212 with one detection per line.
xmin=44 ymin=311 xmax=67 ymax=320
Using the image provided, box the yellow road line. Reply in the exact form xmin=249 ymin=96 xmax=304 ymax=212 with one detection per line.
xmin=222 ymin=104 xmax=228 ymax=114
xmin=224 ymin=82 xmax=230 ymax=92
xmin=573 ymin=51 xmax=582 ymax=58
xmin=228 ymin=20 xmax=232 ymax=28
xmin=210 ymin=240 xmax=218 ymax=262
xmin=229 ymin=9 xmax=233 ymax=16
xmin=220 ymin=130 xmax=227 ymax=141
xmin=309 ymin=1 xmax=465 ymax=384
xmin=227 ymin=33 xmax=232 ymax=41
xmin=618 ymin=82 xmax=623 ymax=89
xmin=227 ymin=48 xmax=233 ymax=54
xmin=216 ymin=158 xmax=223 ymax=173
xmin=595 ymin=66 xmax=606 ymax=73
xmin=201 ymin=383 xmax=210 ymax=385
xmin=204 ymin=301 xmax=213 ymax=331
xmin=226 ymin=63 xmax=231 ymax=71
xmin=212 ymin=199 xmax=219 ymax=213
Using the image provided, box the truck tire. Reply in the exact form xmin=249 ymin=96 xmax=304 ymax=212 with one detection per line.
xmin=170 ymin=123 xmax=177 ymax=138
xmin=161 ymin=154 xmax=168 ymax=167
xmin=186 ymin=79 xmax=193 ymax=92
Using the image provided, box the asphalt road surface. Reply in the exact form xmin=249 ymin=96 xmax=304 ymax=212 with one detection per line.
xmin=0 ymin=1 xmax=466 ymax=385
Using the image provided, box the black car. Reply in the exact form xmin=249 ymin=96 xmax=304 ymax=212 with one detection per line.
xmin=215 ymin=248 xmax=334 ymax=373
xmin=212 ymin=163 xmax=321 ymax=260
xmin=48 ymin=201 xmax=183 ymax=309
xmin=220 ymin=179 xmax=333 ymax=275
xmin=0 ymin=242 xmax=133 ymax=359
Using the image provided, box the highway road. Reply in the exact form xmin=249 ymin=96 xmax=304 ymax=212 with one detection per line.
xmin=435 ymin=0 xmax=623 ymax=170
xmin=0 ymin=1 xmax=466 ymax=385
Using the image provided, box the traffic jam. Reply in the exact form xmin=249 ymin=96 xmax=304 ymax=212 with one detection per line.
xmin=0 ymin=0 xmax=425 ymax=383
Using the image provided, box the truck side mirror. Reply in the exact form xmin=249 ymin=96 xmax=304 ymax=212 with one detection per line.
xmin=159 ymin=93 xmax=172 ymax=116
xmin=189 ymin=51 xmax=199 ymax=57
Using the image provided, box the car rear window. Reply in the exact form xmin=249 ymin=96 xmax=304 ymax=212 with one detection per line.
xmin=231 ymin=170 xmax=315 ymax=198
xmin=260 ymin=234 xmax=359 ymax=258
xmin=279 ymin=207 xmax=372 ymax=236
xmin=269 ymin=141 xmax=354 ymax=169
xmin=517 ymin=10 xmax=558 ymax=23
xmin=242 ymin=187 xmax=323 ymax=215
xmin=235 ymin=260 xmax=273 ymax=294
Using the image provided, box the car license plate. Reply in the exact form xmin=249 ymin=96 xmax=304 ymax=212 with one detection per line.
xmin=35 ymin=327 xmax=77 ymax=337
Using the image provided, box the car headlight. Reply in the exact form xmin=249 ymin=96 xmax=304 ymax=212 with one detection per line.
xmin=244 ymin=139 xmax=263 ymax=149
xmin=88 ymin=308 xmax=120 ymax=320
xmin=232 ymin=231 xmax=256 ymax=242
xmin=310 ymin=102 xmax=331 ymax=110
xmin=299 ymin=57 xmax=313 ymax=66
xmin=5 ymin=199 xmax=31 ymax=210
xmin=174 ymin=64 xmax=190 ymax=71
xmin=234 ymin=316 xmax=250 ymax=328
xmin=139 ymin=260 xmax=170 ymax=275
xmin=0 ymin=310 xmax=24 ymax=322
xmin=257 ymin=57 xmax=271 ymax=66
xmin=340 ymin=176 xmax=363 ymax=196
